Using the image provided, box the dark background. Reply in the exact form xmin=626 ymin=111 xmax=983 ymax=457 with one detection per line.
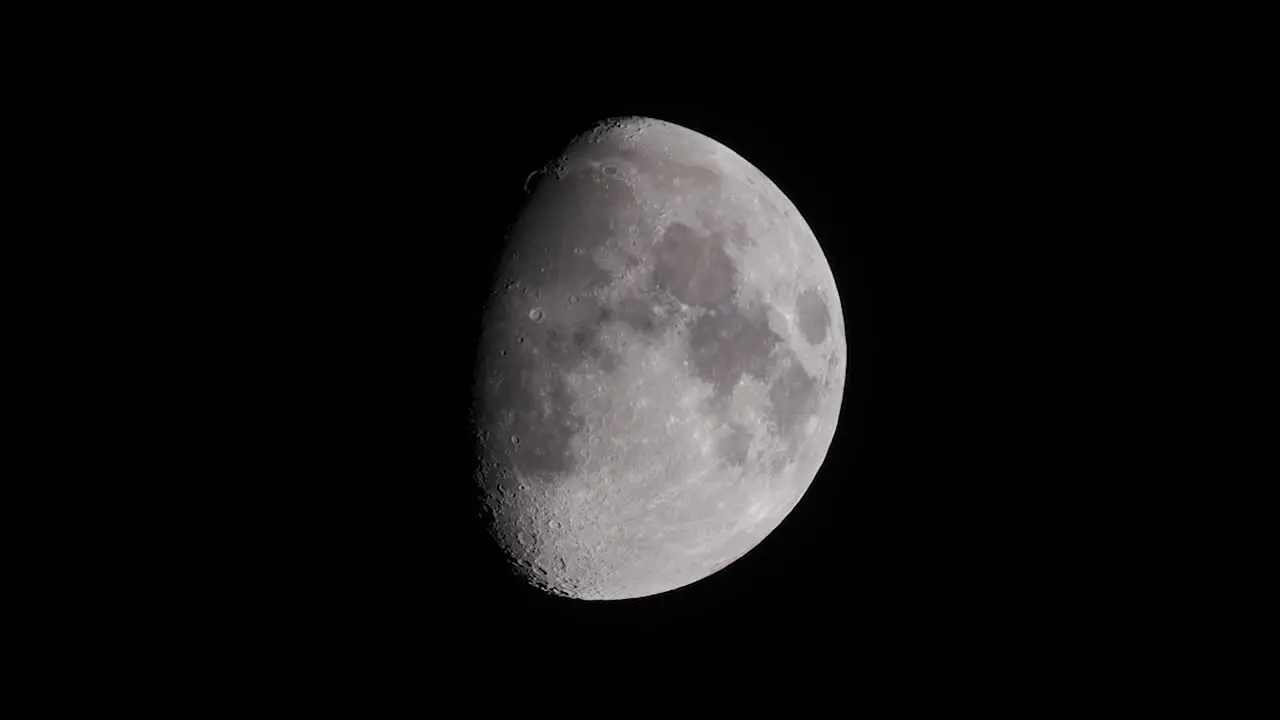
xmin=4 ymin=25 xmax=1275 ymax=695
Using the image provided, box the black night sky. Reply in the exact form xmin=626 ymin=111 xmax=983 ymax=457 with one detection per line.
xmin=5 ymin=24 xmax=1275 ymax=695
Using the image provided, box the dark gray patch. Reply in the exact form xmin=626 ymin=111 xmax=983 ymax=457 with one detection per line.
xmin=541 ymin=287 xmax=670 ymax=383
xmin=768 ymin=358 xmax=819 ymax=437
xmin=486 ymin=364 xmax=585 ymax=482
xmin=795 ymin=288 xmax=830 ymax=345
xmin=542 ymin=297 xmax=596 ymax=359
xmin=614 ymin=302 xmax=656 ymax=334
xmin=567 ymin=324 xmax=617 ymax=373
xmin=769 ymin=452 xmax=791 ymax=475
xmin=726 ymin=219 xmax=757 ymax=248
xmin=654 ymin=223 xmax=736 ymax=307
xmin=687 ymin=302 xmax=778 ymax=399
xmin=474 ymin=312 xmax=588 ymax=485
xmin=597 ymin=290 xmax=676 ymax=338
xmin=537 ymin=295 xmax=627 ymax=374
xmin=718 ymin=424 xmax=753 ymax=467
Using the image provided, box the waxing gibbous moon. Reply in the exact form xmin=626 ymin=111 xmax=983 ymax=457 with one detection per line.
xmin=471 ymin=116 xmax=845 ymax=600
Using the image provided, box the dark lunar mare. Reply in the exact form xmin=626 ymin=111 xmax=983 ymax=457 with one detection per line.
xmin=653 ymin=223 xmax=737 ymax=306
xmin=652 ymin=221 xmax=823 ymax=448
xmin=768 ymin=359 xmax=820 ymax=436
xmin=795 ymin=288 xmax=831 ymax=345
xmin=687 ymin=301 xmax=778 ymax=401
xmin=718 ymin=424 xmax=754 ymax=467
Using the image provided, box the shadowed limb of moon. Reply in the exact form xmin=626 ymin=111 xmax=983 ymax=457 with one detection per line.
xmin=472 ymin=116 xmax=845 ymax=600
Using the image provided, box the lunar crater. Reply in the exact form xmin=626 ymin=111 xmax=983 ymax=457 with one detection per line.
xmin=795 ymin=287 xmax=831 ymax=345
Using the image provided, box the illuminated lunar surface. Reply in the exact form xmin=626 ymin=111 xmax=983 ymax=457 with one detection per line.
xmin=471 ymin=117 xmax=845 ymax=600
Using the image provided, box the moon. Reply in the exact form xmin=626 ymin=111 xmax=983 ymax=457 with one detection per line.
xmin=471 ymin=116 xmax=845 ymax=600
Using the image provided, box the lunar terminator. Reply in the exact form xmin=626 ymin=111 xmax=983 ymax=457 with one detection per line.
xmin=472 ymin=117 xmax=845 ymax=600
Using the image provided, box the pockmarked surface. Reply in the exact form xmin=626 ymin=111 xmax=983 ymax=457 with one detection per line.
xmin=472 ymin=117 xmax=845 ymax=600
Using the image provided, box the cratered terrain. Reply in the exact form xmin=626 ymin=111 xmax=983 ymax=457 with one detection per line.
xmin=472 ymin=117 xmax=845 ymax=600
